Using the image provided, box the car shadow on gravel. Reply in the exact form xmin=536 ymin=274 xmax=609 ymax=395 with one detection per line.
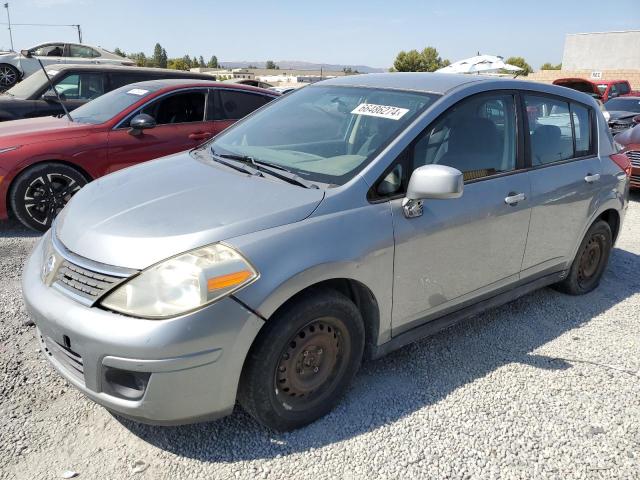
xmin=116 ymin=244 xmax=640 ymax=463
xmin=0 ymin=218 xmax=41 ymax=239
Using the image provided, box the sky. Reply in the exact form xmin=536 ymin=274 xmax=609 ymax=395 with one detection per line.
xmin=2 ymin=0 xmax=639 ymax=70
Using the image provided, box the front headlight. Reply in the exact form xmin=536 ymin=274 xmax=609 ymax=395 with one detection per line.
xmin=101 ymin=243 xmax=258 ymax=319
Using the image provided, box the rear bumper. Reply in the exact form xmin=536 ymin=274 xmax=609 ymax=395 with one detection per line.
xmin=22 ymin=236 xmax=265 ymax=425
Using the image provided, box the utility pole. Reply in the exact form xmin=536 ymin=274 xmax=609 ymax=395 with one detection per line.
xmin=73 ymin=24 xmax=81 ymax=43
xmin=4 ymin=3 xmax=13 ymax=51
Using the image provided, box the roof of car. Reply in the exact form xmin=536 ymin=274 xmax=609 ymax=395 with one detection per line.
xmin=45 ymin=63 xmax=217 ymax=77
xmin=120 ymin=78 xmax=280 ymax=95
xmin=316 ymin=72 xmax=498 ymax=94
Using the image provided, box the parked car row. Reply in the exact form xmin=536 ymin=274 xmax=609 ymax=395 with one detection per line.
xmin=552 ymin=77 xmax=640 ymax=135
xmin=0 ymin=64 xmax=219 ymax=121
xmin=0 ymin=78 xmax=279 ymax=230
xmin=19 ymin=72 xmax=631 ymax=431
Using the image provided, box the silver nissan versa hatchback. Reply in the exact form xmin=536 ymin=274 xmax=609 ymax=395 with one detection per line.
xmin=23 ymin=73 xmax=631 ymax=431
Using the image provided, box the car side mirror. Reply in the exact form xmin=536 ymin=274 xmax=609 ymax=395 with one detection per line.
xmin=42 ymin=90 xmax=60 ymax=102
xmin=20 ymin=49 xmax=32 ymax=58
xmin=402 ymin=164 xmax=463 ymax=218
xmin=128 ymin=114 xmax=156 ymax=136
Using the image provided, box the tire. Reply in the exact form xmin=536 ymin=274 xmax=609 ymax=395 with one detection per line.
xmin=0 ymin=64 xmax=20 ymax=89
xmin=9 ymin=163 xmax=88 ymax=232
xmin=238 ymin=289 xmax=365 ymax=431
xmin=553 ymin=220 xmax=612 ymax=295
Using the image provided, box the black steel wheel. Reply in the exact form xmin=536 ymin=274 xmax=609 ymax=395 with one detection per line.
xmin=0 ymin=64 xmax=20 ymax=89
xmin=9 ymin=163 xmax=88 ymax=232
xmin=238 ymin=289 xmax=364 ymax=431
xmin=553 ymin=220 xmax=612 ymax=295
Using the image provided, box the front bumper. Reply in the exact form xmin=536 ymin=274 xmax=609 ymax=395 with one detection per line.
xmin=22 ymin=237 xmax=264 ymax=425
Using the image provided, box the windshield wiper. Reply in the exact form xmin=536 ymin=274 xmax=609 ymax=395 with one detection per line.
xmin=216 ymin=152 xmax=319 ymax=189
xmin=210 ymin=149 xmax=263 ymax=176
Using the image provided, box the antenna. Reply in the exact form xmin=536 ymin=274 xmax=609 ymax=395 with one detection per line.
xmin=21 ymin=49 xmax=73 ymax=122
xmin=3 ymin=3 xmax=13 ymax=51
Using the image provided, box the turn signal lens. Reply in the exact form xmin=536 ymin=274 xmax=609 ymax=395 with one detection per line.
xmin=208 ymin=270 xmax=253 ymax=291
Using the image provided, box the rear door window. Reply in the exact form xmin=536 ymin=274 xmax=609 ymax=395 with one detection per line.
xmin=48 ymin=73 xmax=106 ymax=100
xmin=525 ymin=95 xmax=594 ymax=165
xmin=137 ymin=90 xmax=206 ymax=125
xmin=617 ymin=82 xmax=630 ymax=95
xmin=68 ymin=45 xmax=101 ymax=58
xmin=214 ymin=90 xmax=273 ymax=120
xmin=525 ymin=96 xmax=573 ymax=165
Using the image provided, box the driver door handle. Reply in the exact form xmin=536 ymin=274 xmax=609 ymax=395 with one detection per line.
xmin=188 ymin=132 xmax=213 ymax=140
xmin=584 ymin=173 xmax=601 ymax=184
xmin=504 ymin=192 xmax=526 ymax=205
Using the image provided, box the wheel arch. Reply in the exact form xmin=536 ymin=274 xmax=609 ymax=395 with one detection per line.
xmin=597 ymin=208 xmax=620 ymax=244
xmin=252 ymin=277 xmax=381 ymax=361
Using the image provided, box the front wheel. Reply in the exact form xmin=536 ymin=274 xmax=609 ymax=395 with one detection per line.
xmin=0 ymin=64 xmax=20 ymax=89
xmin=9 ymin=163 xmax=88 ymax=232
xmin=553 ymin=220 xmax=612 ymax=295
xmin=238 ymin=289 xmax=365 ymax=431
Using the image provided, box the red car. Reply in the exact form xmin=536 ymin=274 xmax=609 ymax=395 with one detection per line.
xmin=0 ymin=79 xmax=279 ymax=230
xmin=614 ymin=125 xmax=640 ymax=189
xmin=553 ymin=78 xmax=640 ymax=103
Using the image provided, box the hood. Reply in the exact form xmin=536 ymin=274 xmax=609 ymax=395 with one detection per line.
xmin=0 ymin=116 xmax=90 ymax=146
xmin=606 ymin=111 xmax=639 ymax=121
xmin=553 ymin=78 xmax=600 ymax=96
xmin=55 ymin=152 xmax=325 ymax=269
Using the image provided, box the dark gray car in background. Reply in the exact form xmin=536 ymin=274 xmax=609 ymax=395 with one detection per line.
xmin=22 ymin=73 xmax=630 ymax=431
xmin=0 ymin=64 xmax=216 ymax=121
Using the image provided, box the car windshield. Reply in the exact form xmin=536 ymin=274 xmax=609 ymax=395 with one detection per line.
xmin=605 ymin=98 xmax=640 ymax=113
xmin=4 ymin=69 xmax=54 ymax=99
xmin=70 ymin=84 xmax=156 ymax=124
xmin=210 ymin=85 xmax=438 ymax=185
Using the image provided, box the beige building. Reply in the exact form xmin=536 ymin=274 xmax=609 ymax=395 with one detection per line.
xmin=528 ymin=30 xmax=640 ymax=89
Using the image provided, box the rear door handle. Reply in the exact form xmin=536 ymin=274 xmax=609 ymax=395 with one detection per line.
xmin=584 ymin=173 xmax=601 ymax=184
xmin=504 ymin=192 xmax=526 ymax=205
xmin=188 ymin=132 xmax=213 ymax=140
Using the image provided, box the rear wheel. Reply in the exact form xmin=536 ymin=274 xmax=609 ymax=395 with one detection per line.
xmin=0 ymin=64 xmax=20 ymax=89
xmin=553 ymin=220 xmax=612 ymax=295
xmin=238 ymin=289 xmax=365 ymax=431
xmin=9 ymin=163 xmax=88 ymax=232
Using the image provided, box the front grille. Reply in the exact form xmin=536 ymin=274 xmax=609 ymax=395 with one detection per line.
xmin=54 ymin=261 xmax=122 ymax=302
xmin=627 ymin=150 xmax=640 ymax=168
xmin=40 ymin=334 xmax=85 ymax=385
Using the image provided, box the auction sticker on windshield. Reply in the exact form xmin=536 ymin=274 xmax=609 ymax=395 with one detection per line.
xmin=126 ymin=88 xmax=149 ymax=96
xmin=351 ymin=103 xmax=409 ymax=120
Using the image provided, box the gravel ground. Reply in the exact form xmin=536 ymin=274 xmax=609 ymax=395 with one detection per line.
xmin=1 ymin=195 xmax=639 ymax=480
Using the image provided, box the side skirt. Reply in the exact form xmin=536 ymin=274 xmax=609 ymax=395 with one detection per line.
xmin=370 ymin=270 xmax=566 ymax=360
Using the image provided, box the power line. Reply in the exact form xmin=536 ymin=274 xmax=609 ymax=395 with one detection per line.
xmin=0 ymin=21 xmax=82 ymax=43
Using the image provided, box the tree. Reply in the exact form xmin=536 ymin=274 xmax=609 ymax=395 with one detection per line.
xmin=207 ymin=55 xmax=219 ymax=68
xmin=113 ymin=47 xmax=126 ymax=57
xmin=540 ymin=62 xmax=562 ymax=70
xmin=393 ymin=47 xmax=449 ymax=72
xmin=192 ymin=56 xmax=199 ymax=68
xmin=182 ymin=55 xmax=192 ymax=69
xmin=152 ymin=43 xmax=164 ymax=67
xmin=343 ymin=67 xmax=353 ymax=74
xmin=198 ymin=56 xmax=206 ymax=68
xmin=167 ymin=57 xmax=187 ymax=70
xmin=159 ymin=48 xmax=168 ymax=68
xmin=265 ymin=60 xmax=278 ymax=70
xmin=129 ymin=52 xmax=147 ymax=67
xmin=505 ymin=56 xmax=532 ymax=76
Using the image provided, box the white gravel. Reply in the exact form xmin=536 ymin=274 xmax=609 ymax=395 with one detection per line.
xmin=1 ymin=194 xmax=639 ymax=480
